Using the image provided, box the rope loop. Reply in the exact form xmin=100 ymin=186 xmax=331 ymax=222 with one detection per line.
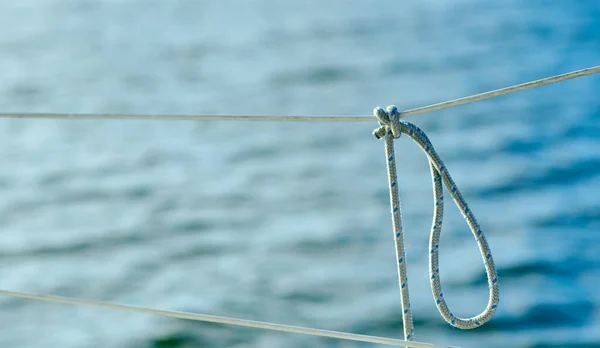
xmin=373 ymin=105 xmax=499 ymax=337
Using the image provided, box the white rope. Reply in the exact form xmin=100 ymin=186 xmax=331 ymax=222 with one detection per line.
xmin=0 ymin=290 xmax=457 ymax=348
xmin=0 ymin=65 xmax=597 ymax=122
xmin=0 ymin=64 xmax=593 ymax=346
xmin=373 ymin=106 xmax=499 ymax=343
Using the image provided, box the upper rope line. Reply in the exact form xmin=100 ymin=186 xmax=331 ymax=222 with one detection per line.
xmin=0 ymin=290 xmax=456 ymax=348
xmin=373 ymin=106 xmax=499 ymax=342
xmin=0 ymin=65 xmax=598 ymax=122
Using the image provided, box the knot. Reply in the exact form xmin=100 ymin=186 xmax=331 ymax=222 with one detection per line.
xmin=372 ymin=105 xmax=402 ymax=139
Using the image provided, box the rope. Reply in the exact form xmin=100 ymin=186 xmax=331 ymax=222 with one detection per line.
xmin=373 ymin=106 xmax=499 ymax=341
xmin=0 ymin=64 xmax=593 ymax=346
xmin=0 ymin=65 xmax=597 ymax=122
xmin=0 ymin=290 xmax=456 ymax=348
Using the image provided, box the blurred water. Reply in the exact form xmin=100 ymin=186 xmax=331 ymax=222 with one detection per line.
xmin=0 ymin=1 xmax=599 ymax=347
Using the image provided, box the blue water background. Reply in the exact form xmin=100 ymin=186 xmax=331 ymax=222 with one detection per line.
xmin=0 ymin=1 xmax=599 ymax=347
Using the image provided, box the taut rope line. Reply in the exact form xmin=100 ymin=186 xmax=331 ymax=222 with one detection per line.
xmin=0 ymin=290 xmax=455 ymax=348
xmin=0 ymin=65 xmax=597 ymax=122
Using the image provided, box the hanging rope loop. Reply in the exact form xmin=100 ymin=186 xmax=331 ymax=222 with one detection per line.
xmin=373 ymin=105 xmax=499 ymax=336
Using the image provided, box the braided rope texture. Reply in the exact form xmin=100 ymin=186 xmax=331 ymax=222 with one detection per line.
xmin=373 ymin=105 xmax=499 ymax=340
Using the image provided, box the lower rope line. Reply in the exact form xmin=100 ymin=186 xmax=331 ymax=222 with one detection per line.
xmin=0 ymin=290 xmax=456 ymax=348
xmin=372 ymin=106 xmax=499 ymax=340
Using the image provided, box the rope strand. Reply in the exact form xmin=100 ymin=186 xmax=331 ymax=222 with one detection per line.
xmin=0 ymin=65 xmax=597 ymax=122
xmin=374 ymin=106 xmax=415 ymax=341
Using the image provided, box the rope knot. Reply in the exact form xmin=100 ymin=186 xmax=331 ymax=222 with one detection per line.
xmin=373 ymin=105 xmax=402 ymax=139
